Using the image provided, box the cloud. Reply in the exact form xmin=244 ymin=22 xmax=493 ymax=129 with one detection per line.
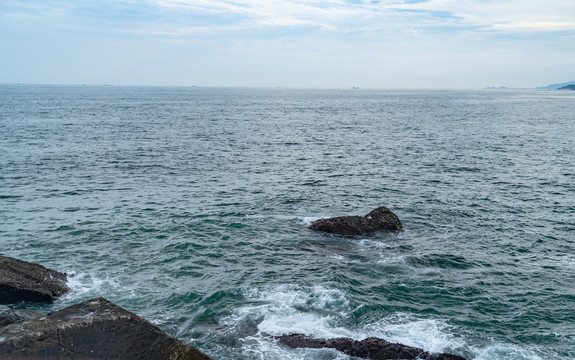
xmin=147 ymin=0 xmax=575 ymax=35
xmin=150 ymin=0 xmax=371 ymax=30
xmin=393 ymin=0 xmax=575 ymax=32
xmin=3 ymin=0 xmax=573 ymax=38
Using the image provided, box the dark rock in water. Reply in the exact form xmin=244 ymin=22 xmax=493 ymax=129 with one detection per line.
xmin=276 ymin=333 xmax=467 ymax=360
xmin=0 ymin=256 xmax=69 ymax=304
xmin=0 ymin=297 xmax=214 ymax=360
xmin=0 ymin=305 xmax=43 ymax=327
xmin=309 ymin=206 xmax=402 ymax=235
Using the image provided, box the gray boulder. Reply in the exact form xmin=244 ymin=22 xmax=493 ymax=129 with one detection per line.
xmin=0 ymin=297 xmax=214 ymax=360
xmin=309 ymin=206 xmax=402 ymax=235
xmin=0 ymin=256 xmax=69 ymax=304
xmin=276 ymin=333 xmax=467 ymax=360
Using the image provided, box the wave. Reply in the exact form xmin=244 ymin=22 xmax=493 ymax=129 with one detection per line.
xmin=61 ymin=270 xmax=125 ymax=302
xmin=212 ymin=283 xmax=557 ymax=360
xmin=215 ymin=284 xmax=466 ymax=359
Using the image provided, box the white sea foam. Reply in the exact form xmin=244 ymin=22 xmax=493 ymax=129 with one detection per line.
xmin=300 ymin=214 xmax=339 ymax=227
xmin=237 ymin=334 xmax=349 ymax=360
xmin=221 ymin=285 xmax=473 ymax=359
xmin=218 ymin=284 xmax=357 ymax=359
xmin=356 ymin=238 xmax=395 ymax=249
xmin=376 ymin=254 xmax=407 ymax=264
xmin=360 ymin=313 xmax=465 ymax=354
xmin=301 ymin=217 xmax=321 ymax=226
xmin=221 ymin=284 xmax=550 ymax=360
xmin=354 ymin=238 xmax=408 ymax=265
xmin=361 ymin=313 xmax=551 ymax=359
xmin=222 ymin=284 xmax=353 ymax=338
xmin=247 ymin=214 xmax=325 ymax=227
xmin=559 ymin=255 xmax=575 ymax=268
xmin=472 ymin=343 xmax=546 ymax=360
xmin=62 ymin=270 xmax=123 ymax=301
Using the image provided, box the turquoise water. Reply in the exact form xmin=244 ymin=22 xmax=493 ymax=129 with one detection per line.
xmin=1 ymin=85 xmax=574 ymax=359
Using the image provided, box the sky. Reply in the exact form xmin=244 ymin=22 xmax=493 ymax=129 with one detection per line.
xmin=1 ymin=0 xmax=574 ymax=88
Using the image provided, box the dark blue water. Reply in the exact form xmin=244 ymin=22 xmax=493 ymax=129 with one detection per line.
xmin=1 ymin=85 xmax=574 ymax=359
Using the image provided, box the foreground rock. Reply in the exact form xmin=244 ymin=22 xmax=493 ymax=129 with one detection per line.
xmin=309 ymin=206 xmax=402 ymax=235
xmin=0 ymin=256 xmax=69 ymax=304
xmin=0 ymin=297 xmax=214 ymax=360
xmin=276 ymin=334 xmax=467 ymax=360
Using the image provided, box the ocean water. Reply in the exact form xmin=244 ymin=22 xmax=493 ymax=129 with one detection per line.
xmin=1 ymin=85 xmax=574 ymax=359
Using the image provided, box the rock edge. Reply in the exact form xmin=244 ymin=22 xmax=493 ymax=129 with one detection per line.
xmin=0 ymin=256 xmax=69 ymax=304
xmin=276 ymin=333 xmax=467 ymax=360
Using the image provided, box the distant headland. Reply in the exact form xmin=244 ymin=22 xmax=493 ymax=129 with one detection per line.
xmin=536 ymin=80 xmax=575 ymax=90
xmin=485 ymin=80 xmax=575 ymax=90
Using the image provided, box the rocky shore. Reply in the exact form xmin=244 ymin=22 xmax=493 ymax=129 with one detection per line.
xmin=0 ymin=256 xmax=213 ymax=359
xmin=0 ymin=297 xmax=213 ymax=359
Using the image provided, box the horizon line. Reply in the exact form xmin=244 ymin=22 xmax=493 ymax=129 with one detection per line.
xmin=2 ymin=82 xmax=572 ymax=91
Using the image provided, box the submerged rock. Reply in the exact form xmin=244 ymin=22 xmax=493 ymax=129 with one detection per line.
xmin=0 ymin=297 xmax=214 ymax=360
xmin=0 ymin=256 xmax=69 ymax=304
xmin=276 ymin=333 xmax=467 ymax=360
xmin=309 ymin=206 xmax=402 ymax=235
xmin=0 ymin=305 xmax=43 ymax=327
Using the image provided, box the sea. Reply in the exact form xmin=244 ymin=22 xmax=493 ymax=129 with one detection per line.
xmin=1 ymin=84 xmax=574 ymax=359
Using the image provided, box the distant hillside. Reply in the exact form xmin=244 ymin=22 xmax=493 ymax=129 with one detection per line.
xmin=559 ymin=84 xmax=575 ymax=90
xmin=537 ymin=80 xmax=575 ymax=89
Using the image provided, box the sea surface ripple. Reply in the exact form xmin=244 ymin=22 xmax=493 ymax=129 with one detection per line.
xmin=1 ymin=85 xmax=574 ymax=359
